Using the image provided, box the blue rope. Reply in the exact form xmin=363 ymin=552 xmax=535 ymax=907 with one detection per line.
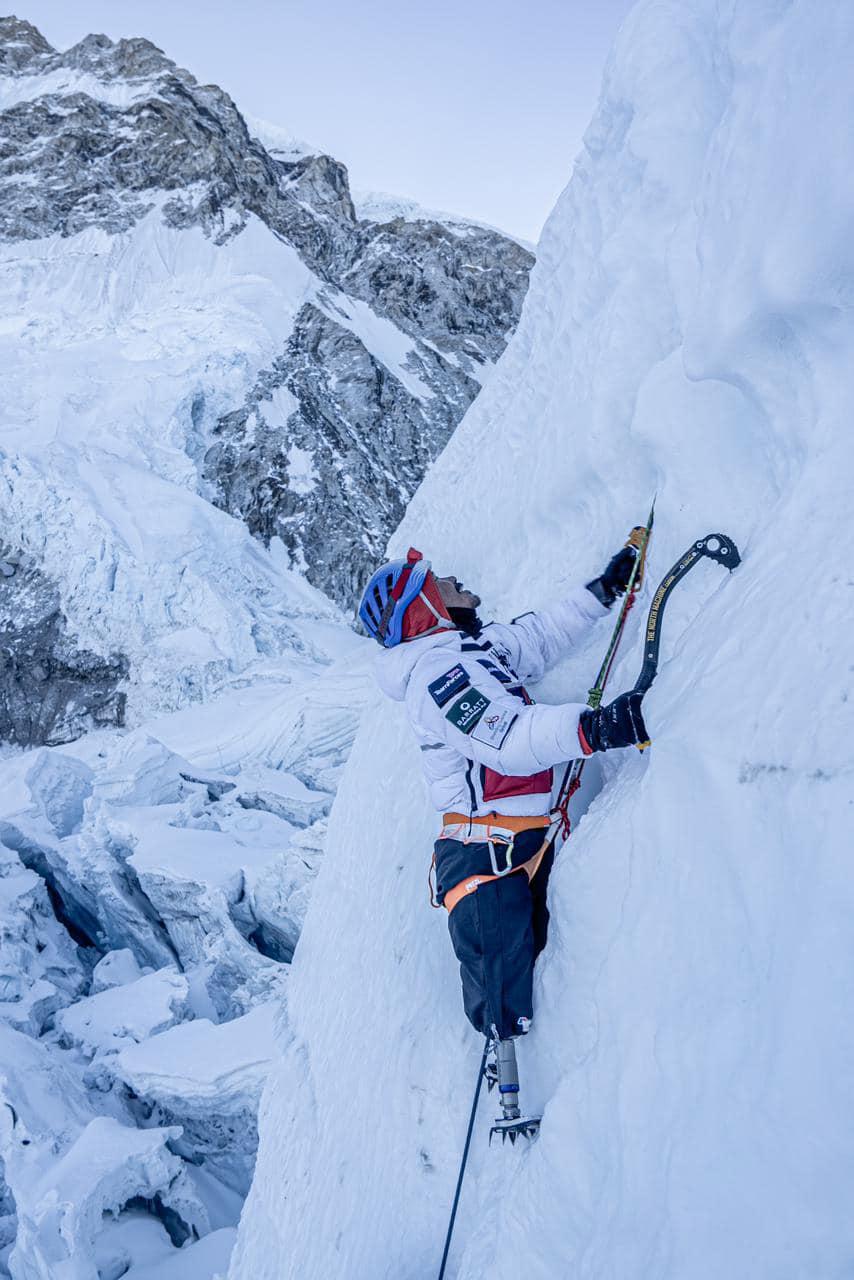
xmin=437 ymin=1037 xmax=491 ymax=1279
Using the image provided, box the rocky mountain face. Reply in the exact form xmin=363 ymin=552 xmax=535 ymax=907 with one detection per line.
xmin=0 ymin=16 xmax=532 ymax=619
xmin=0 ymin=548 xmax=128 ymax=747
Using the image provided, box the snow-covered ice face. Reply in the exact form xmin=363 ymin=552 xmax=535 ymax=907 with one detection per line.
xmin=434 ymin=574 xmax=481 ymax=610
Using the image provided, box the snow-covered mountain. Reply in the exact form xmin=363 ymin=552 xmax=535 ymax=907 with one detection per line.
xmin=0 ymin=16 xmax=531 ymax=745
xmin=0 ymin=15 xmax=533 ymax=1278
xmin=232 ymin=1 xmax=854 ymax=1277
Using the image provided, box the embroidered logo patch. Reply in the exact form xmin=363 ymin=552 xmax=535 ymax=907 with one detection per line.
xmin=490 ymin=644 xmax=515 ymax=673
xmin=428 ymin=664 xmax=470 ymax=708
xmin=471 ymin=707 xmax=517 ymax=749
xmin=445 ymin=688 xmax=490 ymax=734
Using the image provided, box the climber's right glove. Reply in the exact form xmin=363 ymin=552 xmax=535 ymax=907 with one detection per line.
xmin=578 ymin=690 xmax=650 ymax=754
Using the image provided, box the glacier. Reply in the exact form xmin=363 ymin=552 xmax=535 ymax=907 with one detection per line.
xmin=0 ymin=630 xmax=368 ymax=1277
xmin=232 ymin=1 xmax=854 ymax=1277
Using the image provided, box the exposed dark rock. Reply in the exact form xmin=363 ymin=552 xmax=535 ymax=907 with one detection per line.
xmin=204 ymin=300 xmax=478 ymax=603
xmin=0 ymin=17 xmax=53 ymax=74
xmin=0 ymin=550 xmax=128 ymax=747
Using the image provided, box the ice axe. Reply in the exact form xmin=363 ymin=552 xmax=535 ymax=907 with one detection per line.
xmin=632 ymin=532 xmax=741 ymax=748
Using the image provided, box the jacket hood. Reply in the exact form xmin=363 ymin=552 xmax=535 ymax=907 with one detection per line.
xmin=374 ymin=629 xmax=461 ymax=702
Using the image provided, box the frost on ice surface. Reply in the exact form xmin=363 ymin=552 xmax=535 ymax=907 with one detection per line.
xmin=233 ymin=2 xmax=854 ymax=1278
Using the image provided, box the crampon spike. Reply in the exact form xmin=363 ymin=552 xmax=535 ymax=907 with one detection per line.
xmin=488 ymin=1115 xmax=541 ymax=1145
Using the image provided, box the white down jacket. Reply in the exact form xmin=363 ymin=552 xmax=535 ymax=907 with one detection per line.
xmin=375 ymin=584 xmax=608 ymax=818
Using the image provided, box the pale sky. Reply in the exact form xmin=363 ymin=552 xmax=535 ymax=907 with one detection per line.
xmin=15 ymin=0 xmax=634 ymax=242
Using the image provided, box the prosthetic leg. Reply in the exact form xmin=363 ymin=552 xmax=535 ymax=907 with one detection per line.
xmin=487 ymin=1037 xmax=541 ymax=1144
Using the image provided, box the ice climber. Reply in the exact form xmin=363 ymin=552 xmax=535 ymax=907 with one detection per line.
xmin=358 ymin=535 xmax=650 ymax=1136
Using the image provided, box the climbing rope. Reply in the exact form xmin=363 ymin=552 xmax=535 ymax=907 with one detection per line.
xmin=437 ymin=1036 xmax=492 ymax=1279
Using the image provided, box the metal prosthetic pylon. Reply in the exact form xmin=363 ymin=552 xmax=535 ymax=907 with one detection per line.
xmin=488 ymin=1037 xmax=541 ymax=1144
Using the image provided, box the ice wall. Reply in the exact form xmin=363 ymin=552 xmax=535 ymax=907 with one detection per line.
xmin=233 ymin=2 xmax=854 ymax=1276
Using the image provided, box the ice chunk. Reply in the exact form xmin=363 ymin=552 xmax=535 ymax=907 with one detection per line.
xmin=0 ymin=1027 xmax=208 ymax=1280
xmin=91 ymin=948 xmax=145 ymax=992
xmin=57 ymin=968 xmax=190 ymax=1059
xmin=0 ymin=845 xmax=84 ymax=1036
xmin=92 ymin=734 xmax=209 ymax=808
xmin=112 ymin=1003 xmax=280 ymax=1195
xmin=234 ymin=763 xmax=331 ymax=829
xmin=10 ymin=1116 xmax=207 ymax=1280
xmin=23 ymin=750 xmax=94 ymax=838
xmin=244 ymin=817 xmax=327 ymax=962
xmin=126 ymin=819 xmax=283 ymax=1016
xmin=124 ymin=1226 xmax=236 ymax=1280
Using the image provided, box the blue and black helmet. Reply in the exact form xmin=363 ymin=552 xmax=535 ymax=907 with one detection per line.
xmin=358 ymin=547 xmax=434 ymax=647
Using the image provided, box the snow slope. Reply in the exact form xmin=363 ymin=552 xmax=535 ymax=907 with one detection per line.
xmin=0 ymin=209 xmax=362 ymax=722
xmin=232 ymin=2 xmax=854 ymax=1277
xmin=351 ymin=187 xmax=535 ymax=250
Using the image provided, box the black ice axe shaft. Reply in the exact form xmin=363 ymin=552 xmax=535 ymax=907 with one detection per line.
xmin=633 ymin=533 xmax=741 ymax=704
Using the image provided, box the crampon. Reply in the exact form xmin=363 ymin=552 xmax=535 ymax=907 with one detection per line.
xmin=489 ymin=1113 xmax=541 ymax=1144
xmin=487 ymin=1037 xmax=541 ymax=1144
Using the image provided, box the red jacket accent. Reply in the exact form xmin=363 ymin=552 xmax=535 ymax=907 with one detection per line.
xmin=481 ymin=766 xmax=554 ymax=803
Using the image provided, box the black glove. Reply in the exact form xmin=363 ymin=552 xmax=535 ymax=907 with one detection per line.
xmin=578 ymin=691 xmax=650 ymax=753
xmin=586 ymin=527 xmax=645 ymax=607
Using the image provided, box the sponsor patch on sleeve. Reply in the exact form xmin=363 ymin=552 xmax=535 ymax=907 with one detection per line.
xmin=428 ymin=664 xmax=470 ymax=708
xmin=445 ymin=688 xmax=490 ymax=734
xmin=471 ymin=707 xmax=517 ymax=750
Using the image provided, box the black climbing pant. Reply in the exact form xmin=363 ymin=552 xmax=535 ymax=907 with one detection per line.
xmin=434 ymin=833 xmax=555 ymax=1040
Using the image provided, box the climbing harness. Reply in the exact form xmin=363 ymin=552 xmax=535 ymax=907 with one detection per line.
xmin=429 ymin=812 xmax=551 ymax=911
